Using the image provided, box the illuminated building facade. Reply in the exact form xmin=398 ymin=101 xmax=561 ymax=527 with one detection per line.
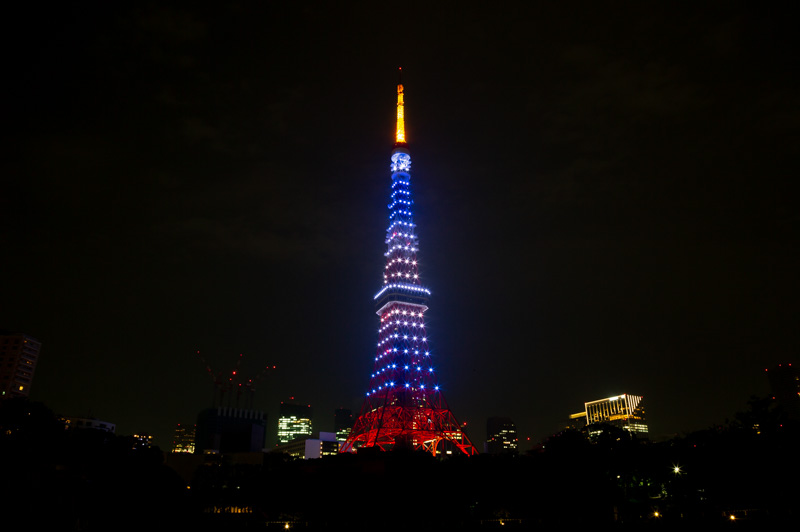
xmin=132 ymin=433 xmax=153 ymax=449
xmin=172 ymin=423 xmax=196 ymax=453
xmin=584 ymin=394 xmax=648 ymax=437
xmin=277 ymin=401 xmax=312 ymax=444
xmin=334 ymin=408 xmax=353 ymax=442
xmin=273 ymin=432 xmax=340 ymax=460
xmin=341 ymin=73 xmax=477 ymax=456
xmin=0 ymin=333 xmax=40 ymax=400
xmin=485 ymin=417 xmax=518 ymax=454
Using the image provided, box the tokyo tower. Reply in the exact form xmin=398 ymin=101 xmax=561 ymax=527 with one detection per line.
xmin=340 ymin=72 xmax=478 ymax=456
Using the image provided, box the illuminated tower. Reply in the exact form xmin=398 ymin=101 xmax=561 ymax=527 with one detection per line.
xmin=341 ymin=73 xmax=477 ymax=456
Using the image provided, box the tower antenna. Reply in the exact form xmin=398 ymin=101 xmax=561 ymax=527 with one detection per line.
xmin=395 ymin=68 xmax=406 ymax=146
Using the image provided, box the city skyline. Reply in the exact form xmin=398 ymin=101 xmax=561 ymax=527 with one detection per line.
xmin=1 ymin=3 xmax=797 ymax=448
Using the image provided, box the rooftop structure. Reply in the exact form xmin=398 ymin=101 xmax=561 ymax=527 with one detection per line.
xmin=61 ymin=416 xmax=116 ymax=433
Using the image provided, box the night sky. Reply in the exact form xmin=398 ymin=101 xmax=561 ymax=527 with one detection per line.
xmin=2 ymin=2 xmax=797 ymax=449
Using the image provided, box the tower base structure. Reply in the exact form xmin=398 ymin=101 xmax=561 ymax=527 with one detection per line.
xmin=341 ymin=394 xmax=477 ymax=456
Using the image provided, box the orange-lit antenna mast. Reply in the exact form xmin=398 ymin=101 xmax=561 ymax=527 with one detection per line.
xmin=395 ymin=67 xmax=406 ymax=145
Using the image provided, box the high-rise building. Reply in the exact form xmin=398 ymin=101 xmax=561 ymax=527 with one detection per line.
xmin=341 ymin=73 xmax=477 ymax=456
xmin=485 ymin=417 xmax=519 ymax=454
xmin=334 ymin=408 xmax=353 ymax=442
xmin=172 ymin=423 xmax=196 ymax=453
xmin=0 ymin=332 xmax=41 ymax=400
xmin=277 ymin=401 xmax=312 ymax=444
xmin=584 ymin=394 xmax=648 ymax=438
xmin=195 ymin=407 xmax=267 ymax=453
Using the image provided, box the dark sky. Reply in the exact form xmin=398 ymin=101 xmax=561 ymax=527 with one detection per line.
xmin=2 ymin=2 xmax=797 ymax=448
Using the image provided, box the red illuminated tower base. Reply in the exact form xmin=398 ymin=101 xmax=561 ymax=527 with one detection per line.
xmin=343 ymin=372 xmax=477 ymax=456
xmin=341 ymin=74 xmax=477 ymax=456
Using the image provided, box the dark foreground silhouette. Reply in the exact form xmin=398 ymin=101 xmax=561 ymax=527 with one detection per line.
xmin=1 ymin=396 xmax=797 ymax=530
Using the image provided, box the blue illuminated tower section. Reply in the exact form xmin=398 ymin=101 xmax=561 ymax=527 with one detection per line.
xmin=341 ymin=76 xmax=477 ymax=456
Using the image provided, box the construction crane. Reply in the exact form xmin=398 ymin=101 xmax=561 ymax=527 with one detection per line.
xmin=196 ymin=350 xmax=276 ymax=409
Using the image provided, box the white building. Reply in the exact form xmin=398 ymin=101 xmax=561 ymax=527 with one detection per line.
xmin=584 ymin=394 xmax=648 ymax=437
xmin=272 ymin=432 xmax=340 ymax=459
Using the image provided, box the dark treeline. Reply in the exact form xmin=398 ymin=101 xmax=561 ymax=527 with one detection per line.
xmin=1 ymin=396 xmax=798 ymax=530
xmin=0 ymin=398 xmax=184 ymax=530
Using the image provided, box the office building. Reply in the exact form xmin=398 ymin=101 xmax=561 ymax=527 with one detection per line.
xmin=485 ymin=417 xmax=518 ymax=454
xmin=172 ymin=423 xmax=196 ymax=453
xmin=0 ymin=332 xmax=41 ymax=400
xmin=272 ymin=431 xmax=340 ymax=460
xmin=334 ymin=408 xmax=353 ymax=442
xmin=132 ymin=433 xmax=153 ymax=449
xmin=196 ymin=407 xmax=267 ymax=454
xmin=277 ymin=401 xmax=312 ymax=444
xmin=584 ymin=394 xmax=648 ymax=438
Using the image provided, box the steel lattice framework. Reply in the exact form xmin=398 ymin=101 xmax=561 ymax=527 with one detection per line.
xmin=340 ymin=75 xmax=477 ymax=456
